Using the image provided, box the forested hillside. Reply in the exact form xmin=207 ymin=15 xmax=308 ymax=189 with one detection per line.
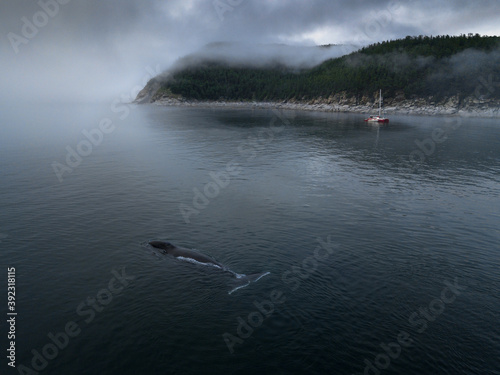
xmin=147 ymin=35 xmax=500 ymax=103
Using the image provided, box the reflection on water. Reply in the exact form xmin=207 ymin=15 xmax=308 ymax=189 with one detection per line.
xmin=1 ymin=104 xmax=499 ymax=374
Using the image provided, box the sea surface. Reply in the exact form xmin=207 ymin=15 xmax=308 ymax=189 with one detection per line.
xmin=1 ymin=102 xmax=499 ymax=375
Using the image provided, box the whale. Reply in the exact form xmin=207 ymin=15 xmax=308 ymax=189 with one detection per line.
xmin=148 ymin=241 xmax=270 ymax=294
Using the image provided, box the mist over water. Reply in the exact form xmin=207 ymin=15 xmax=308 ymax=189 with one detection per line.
xmin=1 ymin=103 xmax=499 ymax=374
xmin=2 ymin=1 xmax=500 ymax=373
xmin=2 ymin=0 xmax=499 ymax=104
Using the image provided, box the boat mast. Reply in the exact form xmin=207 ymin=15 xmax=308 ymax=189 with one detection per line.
xmin=378 ymin=89 xmax=382 ymax=117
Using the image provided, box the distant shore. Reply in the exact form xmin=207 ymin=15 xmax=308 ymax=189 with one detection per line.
xmin=150 ymin=97 xmax=500 ymax=118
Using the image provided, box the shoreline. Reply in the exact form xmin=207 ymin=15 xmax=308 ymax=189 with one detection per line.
xmin=150 ymin=97 xmax=500 ymax=118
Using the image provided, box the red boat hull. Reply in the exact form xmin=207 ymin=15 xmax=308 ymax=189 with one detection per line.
xmin=364 ymin=118 xmax=389 ymax=123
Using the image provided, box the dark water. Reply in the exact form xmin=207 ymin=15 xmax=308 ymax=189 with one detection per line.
xmin=1 ymin=103 xmax=499 ymax=375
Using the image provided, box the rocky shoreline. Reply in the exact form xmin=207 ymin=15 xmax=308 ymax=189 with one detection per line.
xmin=135 ymin=81 xmax=500 ymax=117
xmin=148 ymin=95 xmax=500 ymax=118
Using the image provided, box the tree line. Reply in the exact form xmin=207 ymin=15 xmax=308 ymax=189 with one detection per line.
xmin=160 ymin=34 xmax=500 ymax=102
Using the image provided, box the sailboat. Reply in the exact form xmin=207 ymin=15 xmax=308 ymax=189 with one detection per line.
xmin=364 ymin=89 xmax=389 ymax=123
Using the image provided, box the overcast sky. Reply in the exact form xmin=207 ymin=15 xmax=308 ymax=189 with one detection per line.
xmin=1 ymin=0 xmax=499 ymax=102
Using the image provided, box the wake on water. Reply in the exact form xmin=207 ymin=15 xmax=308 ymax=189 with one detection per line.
xmin=227 ymin=271 xmax=271 ymax=295
xmin=152 ymin=250 xmax=270 ymax=294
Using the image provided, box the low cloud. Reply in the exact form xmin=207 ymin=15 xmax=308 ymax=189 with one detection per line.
xmin=169 ymin=42 xmax=360 ymax=72
xmin=0 ymin=0 xmax=499 ymax=102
